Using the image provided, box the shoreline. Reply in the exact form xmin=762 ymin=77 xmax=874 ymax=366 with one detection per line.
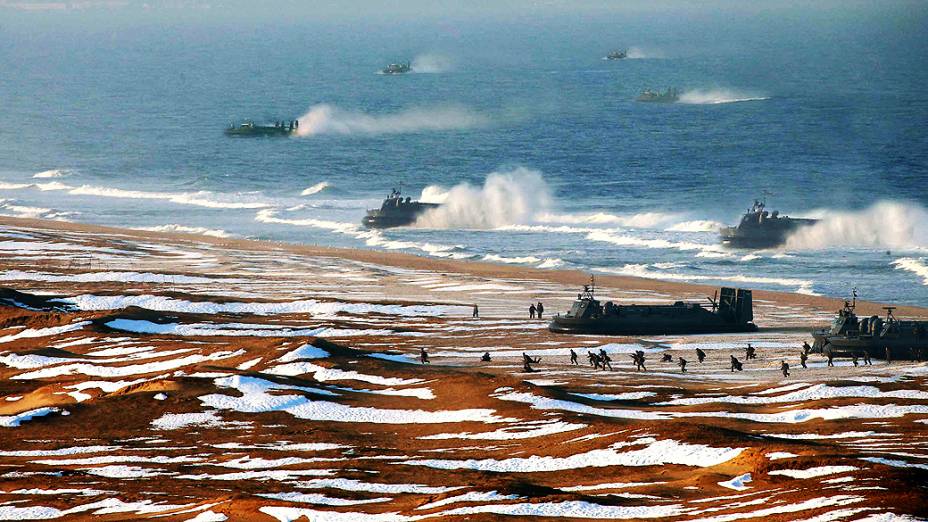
xmin=3 ymin=215 xmax=925 ymax=319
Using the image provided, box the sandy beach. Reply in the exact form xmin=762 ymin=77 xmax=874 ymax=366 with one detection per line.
xmin=1 ymin=216 xmax=927 ymax=521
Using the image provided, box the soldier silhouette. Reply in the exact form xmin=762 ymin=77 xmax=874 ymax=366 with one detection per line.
xmin=569 ymin=349 xmax=579 ymax=365
xmin=730 ymin=355 xmax=743 ymax=372
xmin=420 ymin=348 xmax=430 ymax=365
xmin=472 ymin=303 xmax=479 ymax=318
xmin=800 ymin=351 xmax=808 ymax=368
xmin=696 ymin=348 xmax=707 ymax=363
xmin=529 ymin=304 xmax=536 ymax=319
xmin=679 ymin=357 xmax=688 ymax=373
xmin=481 ymin=352 xmax=491 ymax=362
xmin=536 ymin=302 xmax=544 ymax=319
xmin=661 ymin=353 xmax=672 ymax=363
xmin=781 ymin=360 xmax=790 ymax=378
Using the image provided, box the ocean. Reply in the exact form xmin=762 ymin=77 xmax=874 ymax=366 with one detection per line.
xmin=1 ymin=5 xmax=927 ymax=305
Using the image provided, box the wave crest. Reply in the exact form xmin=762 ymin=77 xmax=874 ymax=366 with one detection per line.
xmin=301 ymin=182 xmax=332 ymax=196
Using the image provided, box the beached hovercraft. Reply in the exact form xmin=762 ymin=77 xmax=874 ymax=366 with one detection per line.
xmin=224 ymin=120 xmax=297 ymax=137
xmin=606 ymin=49 xmax=628 ymax=60
xmin=719 ymin=199 xmax=817 ymax=249
xmin=381 ymin=62 xmax=412 ymax=75
xmin=361 ymin=189 xmax=439 ymax=229
xmin=549 ymin=279 xmax=757 ymax=335
xmin=811 ymin=291 xmax=928 ymax=360
xmin=636 ymin=87 xmax=679 ymax=103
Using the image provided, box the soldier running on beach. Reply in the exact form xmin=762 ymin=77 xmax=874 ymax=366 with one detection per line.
xmin=472 ymin=303 xmax=479 ymax=318
xmin=481 ymin=352 xmax=491 ymax=362
xmin=599 ymin=350 xmax=613 ymax=371
xmin=852 ymin=354 xmax=859 ymax=367
xmin=420 ymin=348 xmax=430 ymax=364
xmin=630 ymin=351 xmax=647 ymax=371
xmin=730 ymin=355 xmax=743 ymax=372
xmin=781 ymin=360 xmax=790 ymax=378
xmin=569 ymin=349 xmax=579 ymax=365
xmin=679 ymin=357 xmax=688 ymax=373
xmin=588 ymin=351 xmax=601 ymax=369
xmin=696 ymin=347 xmax=706 ymax=363
xmin=863 ymin=351 xmax=872 ymax=365
xmin=745 ymin=344 xmax=757 ymax=360
xmin=529 ymin=304 xmax=536 ymax=319
xmin=827 ymin=350 xmax=834 ymax=367
xmin=661 ymin=353 xmax=673 ymax=363
xmin=800 ymin=350 xmax=808 ymax=368
xmin=802 ymin=341 xmax=813 ymax=354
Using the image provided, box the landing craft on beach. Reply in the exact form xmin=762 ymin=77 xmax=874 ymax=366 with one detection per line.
xmin=720 ymin=199 xmax=818 ymax=249
xmin=361 ymin=189 xmax=439 ymax=229
xmin=224 ymin=120 xmax=298 ymax=137
xmin=811 ymin=290 xmax=928 ymax=361
xmin=549 ymin=277 xmax=758 ymax=335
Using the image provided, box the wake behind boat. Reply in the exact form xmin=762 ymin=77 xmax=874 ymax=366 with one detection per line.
xmin=361 ymin=189 xmax=439 ymax=228
xmin=636 ymin=87 xmax=679 ymax=103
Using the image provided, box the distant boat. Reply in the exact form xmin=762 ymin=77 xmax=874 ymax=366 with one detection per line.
xmin=606 ymin=49 xmax=627 ymax=60
xmin=636 ymin=87 xmax=679 ymax=103
xmin=381 ymin=62 xmax=412 ymax=75
xmin=224 ymin=120 xmax=296 ymax=137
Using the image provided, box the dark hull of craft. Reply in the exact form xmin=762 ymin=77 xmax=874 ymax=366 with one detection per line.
xmin=812 ymin=331 xmax=928 ymax=360
xmin=549 ymin=317 xmax=758 ymax=335
xmin=224 ymin=127 xmax=294 ymax=137
xmin=720 ymin=218 xmax=817 ymax=248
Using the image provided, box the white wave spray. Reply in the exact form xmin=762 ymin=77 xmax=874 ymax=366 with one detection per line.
xmin=131 ymin=224 xmax=234 ymax=238
xmin=414 ymin=167 xmax=552 ymax=229
xmin=295 ymin=104 xmax=488 ymax=137
xmin=301 ymin=181 xmax=331 ymax=196
xmin=892 ymin=258 xmax=928 ymax=285
xmin=678 ymin=88 xmax=769 ymax=105
xmin=32 ymin=169 xmax=69 ymax=179
xmin=411 ymin=53 xmax=453 ymax=73
xmin=784 ymin=201 xmax=928 ymax=251
xmin=625 ymin=47 xmax=663 ymax=59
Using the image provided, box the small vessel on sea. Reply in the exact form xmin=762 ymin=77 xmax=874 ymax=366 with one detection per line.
xmin=719 ymin=199 xmax=817 ymax=248
xmin=606 ymin=49 xmax=627 ymax=60
xmin=382 ymin=62 xmax=412 ymax=75
xmin=225 ymin=120 xmax=297 ymax=137
xmin=549 ymin=279 xmax=757 ymax=335
xmin=636 ymin=87 xmax=679 ymax=103
xmin=361 ymin=189 xmax=439 ymax=229
xmin=812 ymin=291 xmax=928 ymax=360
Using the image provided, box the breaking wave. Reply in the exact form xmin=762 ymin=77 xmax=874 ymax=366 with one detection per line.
xmin=893 ymin=257 xmax=928 ymax=285
xmin=411 ymin=53 xmax=453 ymax=73
xmin=535 ymin=211 xmax=679 ymax=229
xmin=678 ymin=89 xmax=769 ymax=105
xmin=784 ymin=201 xmax=928 ymax=251
xmin=586 ymin=230 xmax=730 ymax=258
xmin=301 ymin=181 xmax=332 ymax=196
xmin=0 ymin=180 xmax=272 ymax=210
xmin=602 ymin=263 xmax=817 ymax=295
xmin=665 ymin=220 xmax=722 ymax=233
xmin=0 ymin=199 xmax=75 ymax=221
xmin=295 ymin=104 xmax=488 ymax=136
xmin=131 ymin=224 xmax=234 ymax=238
xmin=414 ymin=167 xmax=552 ymax=229
xmin=32 ymin=169 xmax=69 ymax=179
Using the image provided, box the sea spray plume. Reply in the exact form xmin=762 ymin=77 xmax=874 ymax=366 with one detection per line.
xmin=414 ymin=168 xmax=551 ymax=229
xmin=677 ymin=89 xmax=769 ymax=105
xmin=32 ymin=169 xmax=69 ymax=178
xmin=301 ymin=182 xmax=331 ymax=196
xmin=534 ymin=211 xmax=679 ymax=229
xmin=784 ymin=201 xmax=928 ymax=251
xmin=295 ymin=104 xmax=488 ymax=136
xmin=625 ymin=47 xmax=664 ymax=59
xmin=892 ymin=258 xmax=928 ymax=285
xmin=411 ymin=53 xmax=453 ymax=73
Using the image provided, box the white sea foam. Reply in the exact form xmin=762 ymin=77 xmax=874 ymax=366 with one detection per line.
xmin=678 ymin=88 xmax=769 ymax=105
xmin=295 ymin=104 xmax=488 ymax=136
xmin=535 ymin=211 xmax=679 ymax=229
xmin=785 ymin=201 xmax=928 ymax=251
xmin=892 ymin=257 xmax=928 ymax=285
xmin=130 ymin=224 xmax=233 ymax=238
xmin=414 ymin=168 xmax=551 ymax=229
xmin=411 ymin=52 xmax=453 ymax=73
xmin=32 ymin=169 xmax=69 ymax=178
xmin=301 ymin=181 xmax=332 ymax=196
xmin=600 ymin=263 xmax=817 ymax=295
xmin=665 ymin=220 xmax=722 ymax=232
